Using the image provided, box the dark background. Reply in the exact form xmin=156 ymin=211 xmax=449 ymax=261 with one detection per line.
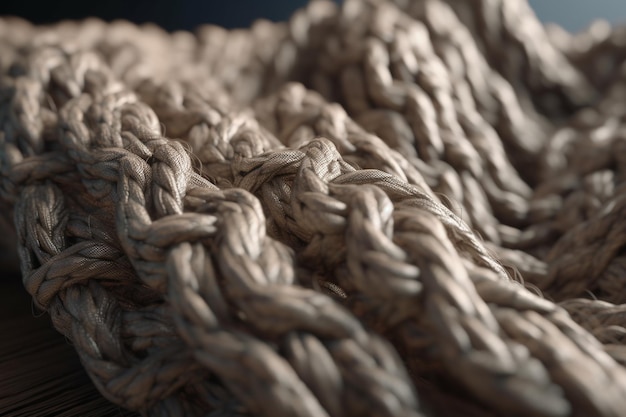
xmin=528 ymin=0 xmax=626 ymax=32
xmin=0 ymin=0 xmax=311 ymax=31
xmin=0 ymin=0 xmax=624 ymax=32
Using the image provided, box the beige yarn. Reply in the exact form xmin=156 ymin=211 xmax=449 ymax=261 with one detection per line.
xmin=2 ymin=0 xmax=626 ymax=416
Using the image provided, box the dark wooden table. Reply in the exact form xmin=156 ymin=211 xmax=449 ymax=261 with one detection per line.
xmin=0 ymin=272 xmax=138 ymax=417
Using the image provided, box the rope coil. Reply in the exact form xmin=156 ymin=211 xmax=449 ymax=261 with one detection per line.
xmin=2 ymin=0 xmax=626 ymax=415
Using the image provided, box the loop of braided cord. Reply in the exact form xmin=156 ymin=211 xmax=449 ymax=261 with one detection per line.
xmin=3 ymin=0 xmax=626 ymax=416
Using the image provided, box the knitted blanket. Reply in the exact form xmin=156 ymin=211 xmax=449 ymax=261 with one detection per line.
xmin=2 ymin=0 xmax=626 ymax=416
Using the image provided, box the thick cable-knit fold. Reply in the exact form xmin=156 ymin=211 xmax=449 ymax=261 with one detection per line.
xmin=3 ymin=1 xmax=626 ymax=416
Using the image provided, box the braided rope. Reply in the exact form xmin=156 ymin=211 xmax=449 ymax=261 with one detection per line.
xmin=3 ymin=0 xmax=626 ymax=415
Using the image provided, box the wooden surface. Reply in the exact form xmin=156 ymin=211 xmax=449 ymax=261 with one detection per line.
xmin=0 ymin=273 xmax=138 ymax=417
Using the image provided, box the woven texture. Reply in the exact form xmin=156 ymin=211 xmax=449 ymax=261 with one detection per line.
xmin=2 ymin=0 xmax=626 ymax=415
